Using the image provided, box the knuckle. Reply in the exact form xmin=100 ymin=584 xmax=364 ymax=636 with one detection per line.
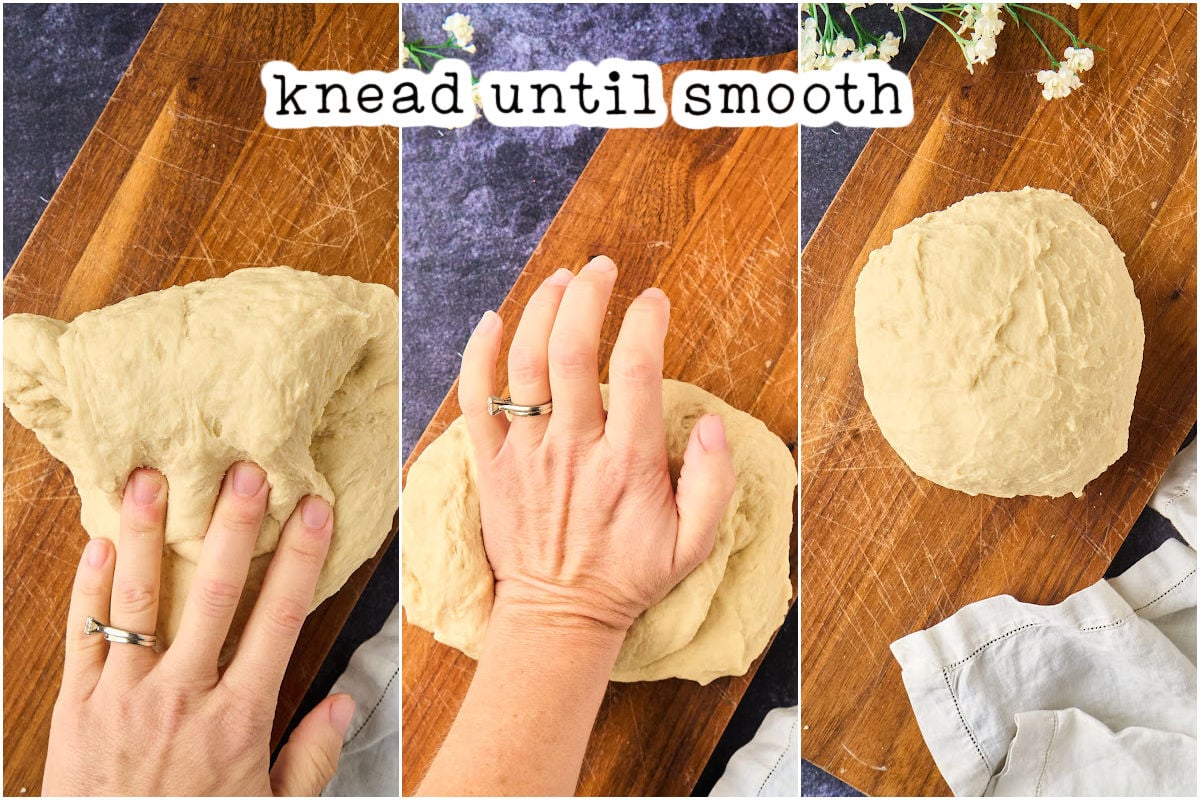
xmin=218 ymin=498 xmax=266 ymax=533
xmin=113 ymin=578 xmax=157 ymax=614
xmin=306 ymin=739 xmax=339 ymax=782
xmin=507 ymin=343 xmax=545 ymax=384
xmin=77 ymin=573 xmax=110 ymax=601
xmin=263 ymin=596 xmax=309 ymax=637
xmin=193 ymin=577 xmax=244 ymax=619
xmin=284 ymin=525 xmax=331 ymax=567
xmin=124 ymin=510 xmax=163 ymax=537
xmin=548 ymin=339 xmax=596 ymax=377
xmin=610 ymin=351 xmax=661 ymax=384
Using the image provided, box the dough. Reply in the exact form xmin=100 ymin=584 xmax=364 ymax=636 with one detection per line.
xmin=854 ymin=188 xmax=1144 ymax=498
xmin=403 ymin=379 xmax=795 ymax=684
xmin=4 ymin=266 xmax=399 ymax=652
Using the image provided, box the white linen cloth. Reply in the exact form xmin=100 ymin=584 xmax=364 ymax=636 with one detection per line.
xmin=322 ymin=605 xmax=399 ymax=797
xmin=892 ymin=444 xmax=1197 ymax=796
xmin=710 ymin=705 xmax=798 ymax=796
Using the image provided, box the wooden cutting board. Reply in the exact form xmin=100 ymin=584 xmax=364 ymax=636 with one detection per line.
xmin=801 ymin=4 xmax=1196 ymax=796
xmin=402 ymin=52 xmax=798 ymax=797
xmin=2 ymin=5 xmax=398 ymax=795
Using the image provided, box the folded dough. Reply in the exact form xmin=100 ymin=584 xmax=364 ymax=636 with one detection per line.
xmin=4 ymin=266 xmax=399 ymax=653
xmin=403 ymin=379 xmax=796 ymax=684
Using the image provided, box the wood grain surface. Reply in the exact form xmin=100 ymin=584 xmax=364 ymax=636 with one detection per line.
xmin=401 ymin=52 xmax=798 ymax=797
xmin=801 ymin=4 xmax=1196 ymax=795
xmin=3 ymin=5 xmax=398 ymax=795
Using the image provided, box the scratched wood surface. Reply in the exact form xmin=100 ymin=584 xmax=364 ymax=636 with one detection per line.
xmin=2 ymin=5 xmax=398 ymax=795
xmin=401 ymin=52 xmax=798 ymax=797
xmin=801 ymin=4 xmax=1196 ymax=795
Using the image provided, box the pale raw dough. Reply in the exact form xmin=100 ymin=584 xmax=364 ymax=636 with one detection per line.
xmin=402 ymin=379 xmax=795 ymax=684
xmin=854 ymin=188 xmax=1144 ymax=498
xmin=4 ymin=266 xmax=399 ymax=652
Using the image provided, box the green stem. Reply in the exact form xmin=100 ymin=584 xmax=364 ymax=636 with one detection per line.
xmin=1011 ymin=7 xmax=1059 ymax=66
xmin=1009 ymin=3 xmax=1080 ymax=46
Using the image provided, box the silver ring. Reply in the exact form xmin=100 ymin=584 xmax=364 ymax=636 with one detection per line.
xmin=84 ymin=616 xmax=157 ymax=648
xmin=487 ymin=396 xmax=553 ymax=417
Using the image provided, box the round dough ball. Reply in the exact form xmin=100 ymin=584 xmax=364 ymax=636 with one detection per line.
xmin=402 ymin=379 xmax=796 ymax=684
xmin=854 ymin=188 xmax=1144 ymax=498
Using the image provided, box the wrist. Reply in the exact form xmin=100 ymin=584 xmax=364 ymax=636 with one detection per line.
xmin=489 ymin=585 xmax=631 ymax=654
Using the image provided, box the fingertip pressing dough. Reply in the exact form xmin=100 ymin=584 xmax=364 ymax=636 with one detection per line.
xmin=854 ymin=187 xmax=1144 ymax=498
xmin=4 ymin=266 xmax=399 ymax=653
xmin=402 ymin=378 xmax=796 ymax=684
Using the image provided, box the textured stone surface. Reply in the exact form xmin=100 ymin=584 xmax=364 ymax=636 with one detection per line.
xmin=3 ymin=4 xmax=162 ymax=273
xmin=401 ymin=4 xmax=797 ymax=794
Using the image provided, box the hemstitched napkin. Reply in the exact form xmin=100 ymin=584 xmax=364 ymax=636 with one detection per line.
xmin=322 ymin=604 xmax=400 ymax=797
xmin=891 ymin=445 xmax=1197 ymax=797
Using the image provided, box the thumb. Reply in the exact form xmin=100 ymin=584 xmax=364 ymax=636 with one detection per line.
xmin=270 ymin=693 xmax=355 ymax=796
xmin=674 ymin=413 xmax=735 ymax=576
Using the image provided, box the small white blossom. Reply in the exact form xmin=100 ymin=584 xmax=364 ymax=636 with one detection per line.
xmin=833 ymin=35 xmax=856 ymax=57
xmin=801 ymin=16 xmax=821 ymax=70
xmin=878 ymin=31 xmax=901 ymax=61
xmin=891 ymin=3 xmax=912 ymax=12
xmin=844 ymin=3 xmax=866 ymax=12
xmin=1037 ymin=64 xmax=1082 ymax=99
xmin=400 ymin=30 xmax=410 ymax=66
xmin=442 ymin=12 xmax=475 ymax=50
xmin=1063 ymin=46 xmax=1094 ymax=72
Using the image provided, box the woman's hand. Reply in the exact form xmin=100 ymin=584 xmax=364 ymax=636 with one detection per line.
xmin=458 ymin=255 xmax=736 ymax=634
xmin=42 ymin=463 xmax=354 ymax=796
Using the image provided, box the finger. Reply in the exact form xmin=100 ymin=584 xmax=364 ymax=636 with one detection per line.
xmin=61 ymin=538 xmax=115 ymax=699
xmin=163 ymin=462 xmax=268 ymax=682
xmin=546 ymin=255 xmax=618 ymax=435
xmin=270 ymin=693 xmax=355 ymax=796
xmin=673 ymin=415 xmax=736 ymax=577
xmin=458 ymin=310 xmax=508 ymax=461
xmin=224 ymin=496 xmax=332 ymax=698
xmin=107 ymin=468 xmax=167 ymax=672
xmin=505 ymin=268 xmax=572 ymax=445
xmin=605 ymin=287 xmax=670 ymax=456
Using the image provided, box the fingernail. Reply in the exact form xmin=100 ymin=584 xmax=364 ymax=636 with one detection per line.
xmin=232 ymin=462 xmax=266 ymax=497
xmin=84 ymin=538 xmax=109 ymax=568
xmin=302 ymin=496 xmax=331 ymax=529
xmin=129 ymin=469 xmax=162 ymax=506
xmin=583 ymin=255 xmax=616 ymax=273
xmin=698 ymin=414 xmax=727 ymax=452
xmin=641 ymin=286 xmax=668 ymax=302
xmin=474 ymin=310 xmax=499 ymax=334
xmin=330 ymin=694 xmax=355 ymax=738
xmin=546 ymin=268 xmax=572 ymax=287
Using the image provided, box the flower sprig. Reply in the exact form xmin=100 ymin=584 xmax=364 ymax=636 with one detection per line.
xmin=402 ymin=12 xmax=477 ymax=71
xmin=801 ymin=3 xmax=1099 ymax=100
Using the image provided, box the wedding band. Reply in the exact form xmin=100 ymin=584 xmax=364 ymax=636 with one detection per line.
xmin=487 ymin=396 xmax=553 ymax=417
xmin=83 ymin=616 xmax=157 ymax=648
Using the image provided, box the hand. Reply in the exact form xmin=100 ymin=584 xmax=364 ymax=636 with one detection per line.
xmin=457 ymin=255 xmax=736 ymax=634
xmin=43 ymin=463 xmax=354 ymax=796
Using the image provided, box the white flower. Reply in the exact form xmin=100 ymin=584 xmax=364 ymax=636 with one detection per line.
xmin=442 ymin=12 xmax=475 ymax=50
xmin=400 ymin=30 xmax=409 ymax=66
xmin=1037 ymin=64 xmax=1082 ymax=100
xmin=974 ymin=4 xmax=1005 ymax=39
xmin=844 ymin=3 xmax=866 ymax=12
xmin=801 ymin=16 xmax=821 ymax=70
xmin=1064 ymin=46 xmax=1094 ymax=72
xmin=891 ymin=3 xmax=911 ymax=12
xmin=833 ymin=35 xmax=856 ymax=57
xmin=878 ymin=31 xmax=901 ymax=61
